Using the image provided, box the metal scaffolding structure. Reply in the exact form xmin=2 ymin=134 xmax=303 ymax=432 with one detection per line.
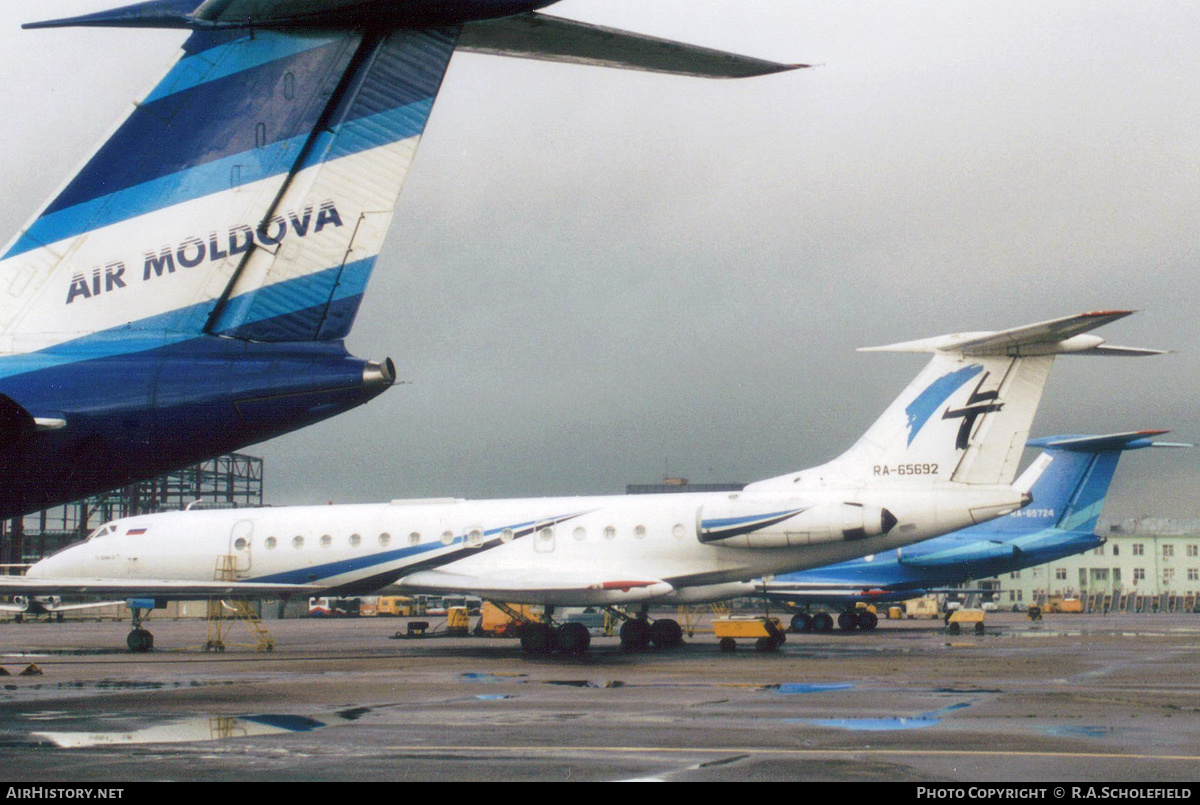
xmin=2 ymin=454 xmax=264 ymax=565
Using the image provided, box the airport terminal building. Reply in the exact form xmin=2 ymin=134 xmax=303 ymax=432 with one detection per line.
xmin=977 ymin=518 xmax=1200 ymax=612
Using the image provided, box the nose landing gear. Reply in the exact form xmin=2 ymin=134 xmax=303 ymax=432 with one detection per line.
xmin=126 ymin=607 xmax=154 ymax=653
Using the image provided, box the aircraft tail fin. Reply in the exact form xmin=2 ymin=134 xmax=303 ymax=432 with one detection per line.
xmin=747 ymin=312 xmax=1166 ymax=491
xmin=1003 ymin=430 xmax=1190 ymax=534
xmin=0 ymin=23 xmax=456 ymax=350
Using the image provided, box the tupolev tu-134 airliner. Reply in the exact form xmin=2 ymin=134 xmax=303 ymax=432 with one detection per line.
xmin=0 ymin=0 xmax=802 ymax=521
xmin=6 ymin=311 xmax=1164 ymax=654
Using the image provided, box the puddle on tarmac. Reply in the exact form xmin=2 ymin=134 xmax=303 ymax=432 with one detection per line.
xmin=768 ymin=683 xmax=853 ymax=695
xmin=18 ymin=707 xmax=375 ymax=749
xmin=1038 ymin=725 xmax=1113 ymax=738
xmin=785 ymin=701 xmax=973 ymax=732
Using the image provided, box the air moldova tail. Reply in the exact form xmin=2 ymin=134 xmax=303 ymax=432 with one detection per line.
xmin=0 ymin=24 xmax=458 ymax=352
xmin=747 ymin=312 xmax=1166 ymax=491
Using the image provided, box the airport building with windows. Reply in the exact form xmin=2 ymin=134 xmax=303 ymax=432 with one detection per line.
xmin=975 ymin=518 xmax=1200 ymax=612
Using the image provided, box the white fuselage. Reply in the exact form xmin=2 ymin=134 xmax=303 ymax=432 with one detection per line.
xmin=28 ymin=481 xmax=1025 ymax=607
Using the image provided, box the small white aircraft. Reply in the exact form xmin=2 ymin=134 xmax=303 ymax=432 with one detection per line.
xmin=3 ymin=311 xmax=1163 ymax=653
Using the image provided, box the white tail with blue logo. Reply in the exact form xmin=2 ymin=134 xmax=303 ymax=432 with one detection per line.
xmin=748 ymin=311 xmax=1166 ymax=491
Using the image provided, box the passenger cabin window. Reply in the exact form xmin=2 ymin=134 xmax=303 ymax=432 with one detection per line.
xmin=603 ymin=526 xmax=616 ymax=540
xmin=350 ymin=534 xmax=362 ymax=548
xmin=500 ymin=529 xmax=514 ymax=543
xmin=292 ymin=536 xmax=304 ymax=549
xmin=379 ymin=533 xmax=391 ymax=547
xmin=234 ymin=538 xmax=249 ymax=551
xmin=633 ymin=525 xmax=646 ymax=539
xmin=672 ymin=524 xmax=686 ymax=539
xmin=320 ymin=535 xmax=332 ymax=548
xmin=441 ymin=531 xmax=454 ymax=546
xmin=468 ymin=529 xmax=484 ymax=547
xmin=408 ymin=532 xmax=420 ymax=546
xmin=573 ymin=527 xmax=587 ymax=541
xmin=265 ymin=537 xmax=277 ymax=550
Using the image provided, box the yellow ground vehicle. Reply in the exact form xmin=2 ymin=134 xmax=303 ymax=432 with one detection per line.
xmin=446 ymin=606 xmax=470 ymax=635
xmin=712 ymin=616 xmax=786 ymax=652
xmin=376 ymin=597 xmax=407 ymax=616
xmin=376 ymin=596 xmax=428 ymax=617
xmin=904 ymin=596 xmax=940 ymax=619
xmin=479 ymin=602 xmax=540 ymax=637
xmin=946 ymin=608 xmax=986 ymax=635
xmin=1046 ymin=596 xmax=1084 ymax=614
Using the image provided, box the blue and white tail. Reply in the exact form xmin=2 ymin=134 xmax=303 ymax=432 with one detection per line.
xmin=748 ymin=312 xmax=1166 ymax=491
xmin=994 ymin=431 xmax=1191 ymax=535
xmin=0 ymin=25 xmax=458 ymax=355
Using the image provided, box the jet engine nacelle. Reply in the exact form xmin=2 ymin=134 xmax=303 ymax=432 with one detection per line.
xmin=697 ymin=500 xmax=898 ymax=549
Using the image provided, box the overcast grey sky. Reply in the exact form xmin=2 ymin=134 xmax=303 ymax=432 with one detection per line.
xmin=2 ymin=1 xmax=1197 ymax=519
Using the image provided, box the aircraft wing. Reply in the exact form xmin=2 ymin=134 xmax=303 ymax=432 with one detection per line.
xmin=458 ymin=13 xmax=807 ymax=78
xmin=44 ymin=600 xmax=129 ymax=613
xmin=398 ymin=568 xmax=673 ymax=607
xmin=760 ymin=581 xmax=923 ymax=605
xmin=0 ymin=577 xmax=320 ymax=600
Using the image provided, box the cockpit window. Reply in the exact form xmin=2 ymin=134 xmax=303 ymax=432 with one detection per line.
xmin=86 ymin=523 xmax=117 ymax=541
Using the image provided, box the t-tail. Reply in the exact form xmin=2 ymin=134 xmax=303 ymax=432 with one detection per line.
xmin=0 ymin=1 xmax=803 ymax=519
xmin=747 ymin=311 xmax=1166 ymax=492
xmin=995 ymin=430 xmax=1191 ymax=536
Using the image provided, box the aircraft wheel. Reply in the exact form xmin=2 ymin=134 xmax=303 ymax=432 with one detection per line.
xmin=974 ymin=622 xmax=985 ymax=636
xmin=811 ymin=612 xmax=834 ymax=633
xmin=719 ymin=637 xmax=737 ymax=653
xmin=837 ymin=611 xmax=858 ymax=632
xmin=556 ymin=622 xmax=591 ymax=655
xmin=520 ymin=622 xmax=557 ymax=656
xmin=650 ymin=618 xmax=684 ymax=649
xmin=857 ymin=611 xmax=879 ymax=631
xmin=126 ymin=628 xmax=153 ymax=653
xmin=619 ymin=618 xmax=652 ymax=652
xmin=790 ymin=613 xmax=812 ymax=633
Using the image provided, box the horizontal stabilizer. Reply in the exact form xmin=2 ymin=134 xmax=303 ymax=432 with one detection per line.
xmin=860 ymin=311 xmax=1166 ymax=357
xmin=458 ymin=13 xmax=807 ymax=78
xmin=1027 ymin=431 xmax=1191 ymax=452
xmin=0 ymin=576 xmax=321 ymax=599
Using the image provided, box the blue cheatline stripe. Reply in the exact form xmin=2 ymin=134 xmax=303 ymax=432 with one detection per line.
xmin=904 ymin=364 xmax=983 ymax=446
xmin=0 ymin=256 xmax=377 ymax=381
xmin=3 ymin=29 xmax=456 ymax=259
xmin=43 ymin=37 xmax=356 ymax=218
xmin=701 ymin=510 xmax=804 ymax=530
xmin=3 ymin=104 xmax=429 ymax=260
xmin=214 ymin=256 xmax=377 ymax=341
xmin=247 ymin=518 xmax=560 ymax=586
xmin=143 ymin=31 xmax=338 ymax=105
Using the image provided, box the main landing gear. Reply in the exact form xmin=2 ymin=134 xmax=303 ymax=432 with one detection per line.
xmin=126 ymin=607 xmax=154 ymax=653
xmin=790 ymin=609 xmax=878 ymax=634
xmin=515 ymin=606 xmax=685 ymax=656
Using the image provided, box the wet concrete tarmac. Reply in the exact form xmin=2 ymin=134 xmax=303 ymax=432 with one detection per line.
xmin=1 ymin=612 xmax=1199 ymax=781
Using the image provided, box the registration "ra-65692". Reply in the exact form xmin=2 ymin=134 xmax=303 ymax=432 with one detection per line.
xmin=872 ymin=463 xmax=939 ymax=476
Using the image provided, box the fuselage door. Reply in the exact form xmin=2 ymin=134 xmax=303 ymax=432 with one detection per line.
xmin=229 ymin=519 xmax=254 ymax=575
